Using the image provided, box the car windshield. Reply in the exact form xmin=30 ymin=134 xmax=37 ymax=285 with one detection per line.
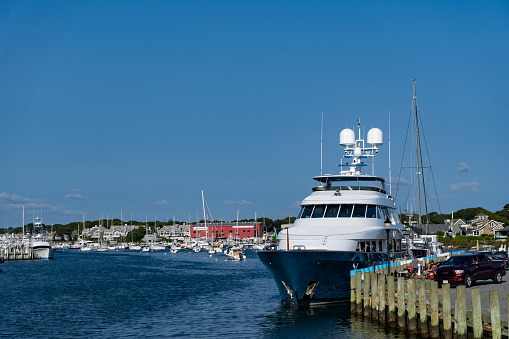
xmin=493 ymin=252 xmax=508 ymax=259
xmin=445 ymin=256 xmax=471 ymax=265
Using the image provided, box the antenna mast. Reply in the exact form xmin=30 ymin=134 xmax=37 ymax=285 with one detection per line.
xmin=389 ymin=110 xmax=392 ymax=196
xmin=320 ymin=112 xmax=323 ymax=176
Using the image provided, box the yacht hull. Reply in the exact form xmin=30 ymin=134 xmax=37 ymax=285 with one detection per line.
xmin=257 ymin=250 xmax=386 ymax=307
xmin=33 ymin=244 xmax=56 ymax=259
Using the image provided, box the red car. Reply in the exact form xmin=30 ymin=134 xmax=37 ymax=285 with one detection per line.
xmin=434 ymin=253 xmax=506 ymax=287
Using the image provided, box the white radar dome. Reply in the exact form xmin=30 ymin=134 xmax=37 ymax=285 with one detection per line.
xmin=340 ymin=128 xmax=355 ymax=146
xmin=367 ymin=128 xmax=383 ymax=146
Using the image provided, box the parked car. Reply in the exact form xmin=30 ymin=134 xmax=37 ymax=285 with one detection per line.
xmin=477 ymin=251 xmax=509 ymax=268
xmin=434 ymin=253 xmax=506 ymax=287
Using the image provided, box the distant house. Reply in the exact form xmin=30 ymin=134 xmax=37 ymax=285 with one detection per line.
xmin=427 ymin=219 xmax=465 ymax=235
xmin=496 ymin=226 xmax=509 ymax=239
xmin=82 ymin=224 xmax=141 ymax=241
xmin=464 ymin=213 xmax=504 ymax=236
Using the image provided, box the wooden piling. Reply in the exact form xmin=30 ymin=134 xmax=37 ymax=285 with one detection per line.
xmin=407 ymin=279 xmax=417 ymax=333
xmin=356 ymin=271 xmax=362 ymax=315
xmin=429 ymin=281 xmax=439 ymax=338
xmin=364 ymin=272 xmax=371 ymax=318
xmin=456 ymin=285 xmax=467 ymax=339
xmin=371 ymin=272 xmax=378 ymax=321
xmin=378 ymin=273 xmax=386 ymax=324
xmin=471 ymin=287 xmax=482 ymax=339
xmin=350 ymin=274 xmax=356 ymax=313
xmin=397 ymin=276 xmax=406 ymax=330
xmin=490 ymin=290 xmax=501 ymax=339
xmin=442 ymin=283 xmax=452 ymax=338
xmin=418 ymin=279 xmax=428 ymax=336
xmin=387 ymin=275 xmax=396 ymax=325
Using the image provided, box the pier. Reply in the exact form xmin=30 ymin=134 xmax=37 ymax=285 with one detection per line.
xmin=350 ymin=254 xmax=509 ymax=338
xmin=0 ymin=245 xmax=34 ymax=261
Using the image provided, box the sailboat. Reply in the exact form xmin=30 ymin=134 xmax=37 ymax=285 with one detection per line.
xmin=141 ymin=215 xmax=150 ymax=252
xmin=397 ymin=80 xmax=443 ymax=257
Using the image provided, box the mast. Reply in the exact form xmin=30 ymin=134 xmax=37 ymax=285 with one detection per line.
xmin=413 ymin=79 xmax=422 ymax=230
xmin=202 ymin=190 xmax=207 ymax=240
xmin=388 ymin=111 xmax=392 ymax=196
xmin=320 ymin=112 xmax=323 ymax=176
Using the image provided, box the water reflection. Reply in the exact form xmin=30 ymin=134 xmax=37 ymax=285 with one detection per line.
xmin=259 ymin=302 xmax=412 ymax=339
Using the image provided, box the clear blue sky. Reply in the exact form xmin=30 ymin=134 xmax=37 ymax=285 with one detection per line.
xmin=1 ymin=1 xmax=508 ymax=227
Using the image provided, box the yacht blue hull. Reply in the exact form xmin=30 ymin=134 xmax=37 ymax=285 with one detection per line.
xmin=257 ymin=250 xmax=386 ymax=307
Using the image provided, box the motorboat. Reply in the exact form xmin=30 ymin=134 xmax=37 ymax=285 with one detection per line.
xmin=257 ymin=119 xmax=406 ymax=307
xmin=225 ymin=246 xmax=246 ymax=261
xmin=31 ymin=218 xmax=56 ymax=260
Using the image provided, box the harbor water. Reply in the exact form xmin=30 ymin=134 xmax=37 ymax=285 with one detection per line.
xmin=1 ymin=249 xmax=410 ymax=338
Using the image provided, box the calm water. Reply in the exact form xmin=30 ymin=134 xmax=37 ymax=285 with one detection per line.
xmin=1 ymin=249 xmax=410 ymax=338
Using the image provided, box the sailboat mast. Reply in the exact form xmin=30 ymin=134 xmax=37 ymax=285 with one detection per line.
xmin=413 ymin=80 xmax=422 ymax=230
xmin=202 ymin=190 xmax=207 ymax=240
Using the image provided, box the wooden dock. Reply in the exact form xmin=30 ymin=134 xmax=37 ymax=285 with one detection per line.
xmin=350 ymin=263 xmax=509 ymax=338
xmin=0 ymin=245 xmax=34 ymax=261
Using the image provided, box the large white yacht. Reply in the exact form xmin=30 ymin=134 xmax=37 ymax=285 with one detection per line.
xmin=32 ymin=217 xmax=56 ymax=260
xmin=258 ymin=120 xmax=407 ymax=307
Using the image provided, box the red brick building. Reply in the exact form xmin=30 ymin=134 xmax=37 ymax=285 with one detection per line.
xmin=190 ymin=222 xmax=264 ymax=239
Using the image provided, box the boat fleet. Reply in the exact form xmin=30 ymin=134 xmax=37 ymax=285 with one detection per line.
xmin=51 ymin=237 xmax=269 ymax=260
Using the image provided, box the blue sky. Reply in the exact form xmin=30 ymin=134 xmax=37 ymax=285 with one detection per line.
xmin=1 ymin=1 xmax=508 ymax=227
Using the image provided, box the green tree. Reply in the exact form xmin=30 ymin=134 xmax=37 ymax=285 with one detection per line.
xmin=126 ymin=227 xmax=146 ymax=243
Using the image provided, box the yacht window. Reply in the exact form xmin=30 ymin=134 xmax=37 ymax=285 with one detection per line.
xmin=312 ymin=205 xmax=326 ymax=218
xmin=366 ymin=205 xmax=377 ymax=218
xmin=324 ymin=205 xmax=340 ymax=218
xmin=352 ymin=204 xmax=367 ymax=218
xmin=377 ymin=206 xmax=388 ymax=220
xmin=300 ymin=205 xmax=313 ymax=218
xmin=389 ymin=208 xmax=400 ymax=223
xmin=338 ymin=204 xmax=353 ymax=217
xmin=297 ymin=206 xmax=305 ymax=218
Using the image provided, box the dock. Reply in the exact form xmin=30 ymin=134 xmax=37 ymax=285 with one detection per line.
xmin=350 ymin=253 xmax=509 ymax=338
xmin=0 ymin=245 xmax=34 ymax=261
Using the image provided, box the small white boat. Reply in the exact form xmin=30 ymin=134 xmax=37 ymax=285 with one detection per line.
xmin=141 ymin=246 xmax=150 ymax=252
xmin=226 ymin=247 xmax=246 ymax=261
xmin=149 ymin=243 xmax=166 ymax=251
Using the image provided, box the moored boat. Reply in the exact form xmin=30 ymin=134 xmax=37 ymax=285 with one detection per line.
xmin=31 ymin=218 xmax=56 ymax=260
xmin=258 ymin=119 xmax=406 ymax=307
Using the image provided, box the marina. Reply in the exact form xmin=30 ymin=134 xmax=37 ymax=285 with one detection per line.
xmin=1 ymin=249 xmax=409 ymax=338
